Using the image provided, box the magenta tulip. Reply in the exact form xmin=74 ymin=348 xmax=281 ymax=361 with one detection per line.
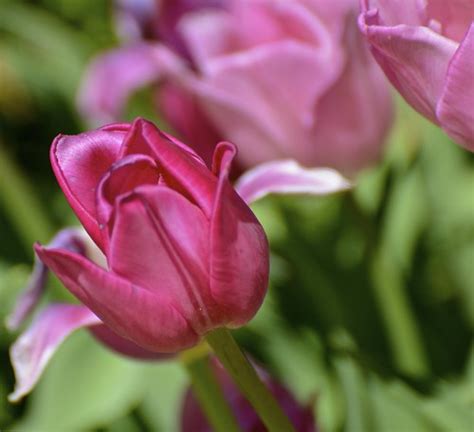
xmin=181 ymin=357 xmax=316 ymax=432
xmin=360 ymin=0 xmax=474 ymax=151
xmin=35 ymin=118 xmax=269 ymax=357
xmin=79 ymin=0 xmax=393 ymax=174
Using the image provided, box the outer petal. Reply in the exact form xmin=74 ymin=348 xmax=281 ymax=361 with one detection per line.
xmin=50 ymin=125 xmax=127 ymax=248
xmin=35 ymin=245 xmax=198 ymax=352
xmin=437 ymin=24 xmax=474 ymax=151
xmin=108 ymin=185 xmax=212 ymax=333
xmin=8 ymin=304 xmax=101 ymax=402
xmin=359 ymin=8 xmax=457 ymax=122
xmin=235 ymin=160 xmax=351 ymax=205
xmin=6 ymin=228 xmax=86 ymax=330
xmin=209 ymin=142 xmax=269 ymax=327
xmin=310 ymin=10 xmax=394 ymax=172
xmin=77 ymin=43 xmax=186 ymax=126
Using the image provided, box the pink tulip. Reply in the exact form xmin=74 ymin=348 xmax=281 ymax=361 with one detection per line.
xmin=360 ymin=0 xmax=474 ymax=151
xmin=181 ymin=357 xmax=316 ymax=432
xmin=36 ymin=118 xmax=269 ymax=356
xmin=79 ymin=0 xmax=393 ymax=174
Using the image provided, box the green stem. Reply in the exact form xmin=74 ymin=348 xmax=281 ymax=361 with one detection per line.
xmin=206 ymin=327 xmax=296 ymax=432
xmin=181 ymin=346 xmax=241 ymax=432
xmin=0 ymin=141 xmax=54 ymax=251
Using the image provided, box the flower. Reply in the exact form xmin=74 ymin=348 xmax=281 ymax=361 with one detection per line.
xmin=359 ymin=0 xmax=474 ymax=151
xmin=181 ymin=356 xmax=316 ymax=432
xmin=36 ymin=118 xmax=269 ymax=356
xmin=79 ymin=0 xmax=393 ymax=173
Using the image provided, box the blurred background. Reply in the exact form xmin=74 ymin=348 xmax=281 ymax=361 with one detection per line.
xmin=0 ymin=0 xmax=473 ymax=431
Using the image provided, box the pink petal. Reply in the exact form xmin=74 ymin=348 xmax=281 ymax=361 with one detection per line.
xmin=119 ymin=118 xmax=218 ymax=217
xmin=50 ymin=126 xmax=127 ymax=248
xmin=309 ymin=10 xmax=393 ymax=172
xmin=209 ymin=142 xmax=269 ymax=327
xmin=78 ymin=43 xmax=184 ymax=126
xmin=6 ymin=228 xmax=86 ymax=331
xmin=108 ymin=185 xmax=212 ymax=333
xmin=437 ymin=24 xmax=474 ymax=151
xmin=35 ymin=245 xmax=198 ymax=352
xmin=359 ymin=8 xmax=457 ymax=122
xmin=8 ymin=304 xmax=101 ymax=402
xmin=360 ymin=0 xmax=424 ymax=26
xmin=235 ymin=160 xmax=351 ymax=204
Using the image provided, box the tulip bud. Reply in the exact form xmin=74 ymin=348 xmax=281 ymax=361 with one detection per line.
xmin=36 ymin=118 xmax=269 ymax=354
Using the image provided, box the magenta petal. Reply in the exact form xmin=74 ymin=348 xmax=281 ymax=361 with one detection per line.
xmin=235 ymin=160 xmax=351 ymax=204
xmin=35 ymin=245 xmax=198 ymax=352
xmin=108 ymin=185 xmax=212 ymax=333
xmin=8 ymin=304 xmax=101 ymax=402
xmin=119 ymin=118 xmax=218 ymax=216
xmin=437 ymin=24 xmax=474 ymax=151
xmin=6 ymin=228 xmax=86 ymax=330
xmin=209 ymin=142 xmax=269 ymax=327
xmin=89 ymin=324 xmax=171 ymax=360
xmin=51 ymin=126 xmax=127 ymax=248
xmin=360 ymin=10 xmax=457 ymax=122
xmin=95 ymin=153 xmax=159 ymax=248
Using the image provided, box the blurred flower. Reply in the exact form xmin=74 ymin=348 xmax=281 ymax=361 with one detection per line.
xmin=360 ymin=0 xmax=474 ymax=151
xmin=181 ymin=356 xmax=316 ymax=431
xmin=79 ymin=0 xmax=393 ymax=174
xmin=7 ymin=228 xmax=165 ymax=403
xmin=36 ymin=118 xmax=269 ymax=355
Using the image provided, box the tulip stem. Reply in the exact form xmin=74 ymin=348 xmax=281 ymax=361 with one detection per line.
xmin=206 ymin=327 xmax=296 ymax=432
xmin=180 ymin=344 xmax=241 ymax=432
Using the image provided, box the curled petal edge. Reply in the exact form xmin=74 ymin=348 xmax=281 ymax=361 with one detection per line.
xmin=234 ymin=159 xmax=352 ymax=205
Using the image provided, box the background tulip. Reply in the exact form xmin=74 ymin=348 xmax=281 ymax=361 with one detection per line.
xmin=181 ymin=357 xmax=316 ymax=432
xmin=36 ymin=118 xmax=269 ymax=355
xmin=360 ymin=0 xmax=474 ymax=151
xmin=79 ymin=0 xmax=393 ymax=174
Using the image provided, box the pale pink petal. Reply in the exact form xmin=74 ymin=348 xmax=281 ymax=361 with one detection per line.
xmin=6 ymin=228 xmax=86 ymax=331
xmin=235 ymin=160 xmax=351 ymax=205
xmin=361 ymin=0 xmax=424 ymax=26
xmin=359 ymin=8 xmax=457 ymax=122
xmin=108 ymin=185 xmax=212 ymax=333
xmin=8 ymin=304 xmax=101 ymax=402
xmin=437 ymin=23 xmax=474 ymax=151
xmin=209 ymin=142 xmax=269 ymax=327
xmin=50 ymin=126 xmax=127 ymax=248
xmin=35 ymin=245 xmax=198 ymax=353
xmin=78 ymin=43 xmax=185 ymax=126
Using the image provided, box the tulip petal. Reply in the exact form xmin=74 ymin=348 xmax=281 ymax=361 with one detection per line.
xmin=51 ymin=126 xmax=127 ymax=248
xmin=235 ymin=160 xmax=351 ymax=204
xmin=6 ymin=228 xmax=86 ymax=330
xmin=35 ymin=245 xmax=198 ymax=352
xmin=185 ymin=38 xmax=343 ymax=166
xmin=359 ymin=8 xmax=457 ymax=122
xmin=78 ymin=43 xmax=185 ymax=126
xmin=95 ymin=153 xmax=159 ymax=248
xmin=119 ymin=118 xmax=218 ymax=216
xmin=108 ymin=185 xmax=212 ymax=333
xmin=437 ymin=24 xmax=474 ymax=151
xmin=209 ymin=142 xmax=269 ymax=326
xmin=8 ymin=304 xmax=101 ymax=402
